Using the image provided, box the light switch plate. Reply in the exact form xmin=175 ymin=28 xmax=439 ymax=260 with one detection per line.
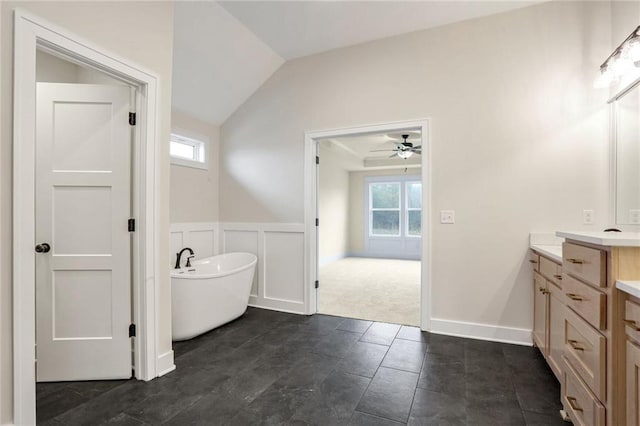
xmin=440 ymin=210 xmax=455 ymax=224
xmin=583 ymin=209 xmax=594 ymax=225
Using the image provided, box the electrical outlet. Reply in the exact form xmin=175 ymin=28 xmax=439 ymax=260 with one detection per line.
xmin=583 ymin=209 xmax=594 ymax=225
xmin=630 ymin=209 xmax=640 ymax=224
xmin=440 ymin=210 xmax=455 ymax=224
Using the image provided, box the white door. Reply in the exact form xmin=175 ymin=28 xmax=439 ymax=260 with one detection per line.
xmin=35 ymin=83 xmax=132 ymax=382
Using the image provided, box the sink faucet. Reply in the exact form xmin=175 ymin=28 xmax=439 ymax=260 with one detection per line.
xmin=175 ymin=247 xmax=194 ymax=269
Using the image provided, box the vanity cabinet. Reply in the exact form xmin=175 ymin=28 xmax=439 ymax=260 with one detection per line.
xmin=533 ymin=271 xmax=548 ymax=353
xmin=553 ymin=240 xmax=640 ymax=426
xmin=531 ymin=238 xmax=640 ymax=425
xmin=548 ymin=281 xmax=565 ymax=380
xmin=622 ymin=294 xmax=640 ymax=425
xmin=530 ymin=251 xmax=563 ymax=381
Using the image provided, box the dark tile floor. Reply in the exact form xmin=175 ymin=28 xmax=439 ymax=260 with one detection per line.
xmin=37 ymin=308 xmax=565 ymax=425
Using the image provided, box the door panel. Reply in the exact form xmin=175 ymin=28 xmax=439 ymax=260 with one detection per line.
xmin=36 ymin=83 xmax=132 ymax=382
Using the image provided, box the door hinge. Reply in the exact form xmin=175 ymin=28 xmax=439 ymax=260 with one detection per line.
xmin=315 ymin=155 xmax=319 ymax=165
xmin=315 ymin=218 xmax=319 ymax=227
xmin=129 ymin=112 xmax=136 ymax=126
xmin=129 ymin=324 xmax=136 ymax=337
xmin=128 ymin=218 xmax=135 ymax=232
xmin=315 ymin=280 xmax=319 ymax=289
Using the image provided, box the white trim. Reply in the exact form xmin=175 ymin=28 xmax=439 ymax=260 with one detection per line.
xmin=247 ymin=304 xmax=307 ymax=316
xmin=318 ymin=253 xmax=347 ymax=267
xmin=430 ymin=318 xmax=532 ymax=346
xmin=156 ymin=351 xmax=176 ymax=377
xmin=12 ymin=10 xmax=162 ymax=424
xmin=304 ymin=119 xmax=432 ymax=329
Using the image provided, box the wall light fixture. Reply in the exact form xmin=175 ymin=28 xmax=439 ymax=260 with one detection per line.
xmin=595 ymin=25 xmax=640 ymax=89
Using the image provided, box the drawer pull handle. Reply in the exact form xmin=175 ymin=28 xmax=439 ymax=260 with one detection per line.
xmin=568 ymin=339 xmax=584 ymax=351
xmin=566 ymin=293 xmax=583 ymax=301
xmin=567 ymin=258 xmax=584 ymax=264
xmin=553 ymin=274 xmax=563 ymax=280
xmin=625 ymin=319 xmax=640 ymax=331
xmin=538 ymin=287 xmax=549 ymax=295
xmin=567 ymin=396 xmax=583 ymax=412
xmin=529 ymin=260 xmax=538 ymax=264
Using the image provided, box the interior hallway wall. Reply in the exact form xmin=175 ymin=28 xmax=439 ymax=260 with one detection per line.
xmin=349 ymin=168 xmax=421 ymax=255
xmin=0 ymin=3 xmax=175 ymax=423
xmin=36 ymin=50 xmax=126 ymax=86
xmin=318 ymin=143 xmax=350 ymax=265
xmin=220 ymin=1 xmax=612 ymax=336
xmin=170 ymin=110 xmax=220 ymax=224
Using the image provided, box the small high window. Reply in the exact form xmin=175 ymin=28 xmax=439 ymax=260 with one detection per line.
xmin=170 ymin=133 xmax=207 ymax=169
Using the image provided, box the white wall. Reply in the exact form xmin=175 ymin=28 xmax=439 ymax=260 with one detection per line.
xmin=318 ymin=144 xmax=350 ymax=265
xmin=36 ymin=50 xmax=126 ymax=85
xmin=349 ymin=168 xmax=421 ymax=254
xmin=0 ymin=3 xmax=174 ymax=423
xmin=220 ymin=1 xmax=612 ymax=335
xmin=170 ymin=110 xmax=220 ymax=224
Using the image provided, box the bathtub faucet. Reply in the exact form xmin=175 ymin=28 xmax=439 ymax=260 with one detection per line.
xmin=175 ymin=247 xmax=194 ymax=269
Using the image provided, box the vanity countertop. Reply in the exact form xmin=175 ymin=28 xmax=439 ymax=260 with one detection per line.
xmin=556 ymin=231 xmax=640 ymax=247
xmin=530 ymin=244 xmax=563 ymax=264
xmin=617 ymin=280 xmax=640 ymax=298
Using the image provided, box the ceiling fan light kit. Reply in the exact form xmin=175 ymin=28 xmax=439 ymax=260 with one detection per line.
xmin=370 ymin=133 xmax=422 ymax=159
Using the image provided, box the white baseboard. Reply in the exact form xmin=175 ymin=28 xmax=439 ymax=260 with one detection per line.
xmin=348 ymin=251 xmax=420 ymax=261
xmin=318 ymin=253 xmax=346 ymax=267
xmin=248 ymin=303 xmax=308 ymax=316
xmin=430 ymin=318 xmax=532 ymax=346
xmin=157 ymin=350 xmax=176 ymax=376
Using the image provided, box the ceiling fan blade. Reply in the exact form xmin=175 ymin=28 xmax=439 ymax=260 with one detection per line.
xmin=413 ymin=150 xmax=422 ymax=155
xmin=370 ymin=149 xmax=397 ymax=152
xmin=389 ymin=153 xmax=399 ymax=158
xmin=412 ymin=145 xmax=422 ymax=150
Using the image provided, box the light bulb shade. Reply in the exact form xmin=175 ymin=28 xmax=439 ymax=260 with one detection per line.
xmin=398 ymin=150 xmax=413 ymax=159
xmin=615 ymin=56 xmax=634 ymax=76
xmin=594 ymin=65 xmax=617 ymax=88
xmin=628 ymin=38 xmax=640 ymax=62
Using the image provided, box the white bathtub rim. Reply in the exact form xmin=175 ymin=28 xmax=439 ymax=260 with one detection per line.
xmin=170 ymin=252 xmax=257 ymax=280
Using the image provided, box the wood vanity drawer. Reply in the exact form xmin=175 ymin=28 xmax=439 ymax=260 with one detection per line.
xmin=540 ymin=256 xmax=562 ymax=287
xmin=564 ymin=308 xmax=606 ymax=401
xmin=563 ymin=274 xmax=606 ymax=330
xmin=563 ymin=243 xmax=606 ymax=288
xmin=529 ymin=251 xmax=540 ymax=271
xmin=563 ymin=357 xmax=606 ymax=426
xmin=624 ymin=300 xmax=640 ymax=343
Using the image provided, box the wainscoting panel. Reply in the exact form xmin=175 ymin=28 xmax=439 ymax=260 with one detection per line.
xmin=222 ymin=229 xmax=260 ymax=297
xmin=263 ymin=231 xmax=305 ymax=304
xmin=169 ymin=223 xmax=218 ymax=267
xmin=220 ymin=223 xmax=306 ymax=314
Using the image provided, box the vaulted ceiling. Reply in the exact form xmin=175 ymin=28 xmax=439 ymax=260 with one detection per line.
xmin=172 ymin=1 xmax=543 ymax=125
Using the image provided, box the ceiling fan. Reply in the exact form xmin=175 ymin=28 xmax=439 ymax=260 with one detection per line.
xmin=370 ymin=134 xmax=422 ymax=159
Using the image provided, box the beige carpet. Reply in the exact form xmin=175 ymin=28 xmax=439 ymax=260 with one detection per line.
xmin=318 ymin=257 xmax=421 ymax=326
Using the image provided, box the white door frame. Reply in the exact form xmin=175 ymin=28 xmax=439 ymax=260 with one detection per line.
xmin=303 ymin=119 xmax=432 ymax=330
xmin=13 ymin=10 xmax=161 ymax=425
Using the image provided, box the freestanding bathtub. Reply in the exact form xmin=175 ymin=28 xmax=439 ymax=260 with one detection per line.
xmin=171 ymin=252 xmax=257 ymax=341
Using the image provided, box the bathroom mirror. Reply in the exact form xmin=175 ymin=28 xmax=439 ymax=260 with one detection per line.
xmin=612 ymin=82 xmax=640 ymax=225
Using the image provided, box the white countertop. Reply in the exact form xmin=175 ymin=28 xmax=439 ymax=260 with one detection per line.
xmin=617 ymin=280 xmax=640 ymax=298
xmin=530 ymin=244 xmax=563 ymax=264
xmin=556 ymin=231 xmax=640 ymax=247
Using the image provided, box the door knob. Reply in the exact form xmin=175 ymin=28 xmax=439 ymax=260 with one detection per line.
xmin=35 ymin=243 xmax=51 ymax=253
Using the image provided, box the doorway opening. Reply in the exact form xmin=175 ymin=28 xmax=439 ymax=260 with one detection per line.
xmin=304 ymin=120 xmax=431 ymax=330
xmin=13 ymin=10 xmax=162 ymax=424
